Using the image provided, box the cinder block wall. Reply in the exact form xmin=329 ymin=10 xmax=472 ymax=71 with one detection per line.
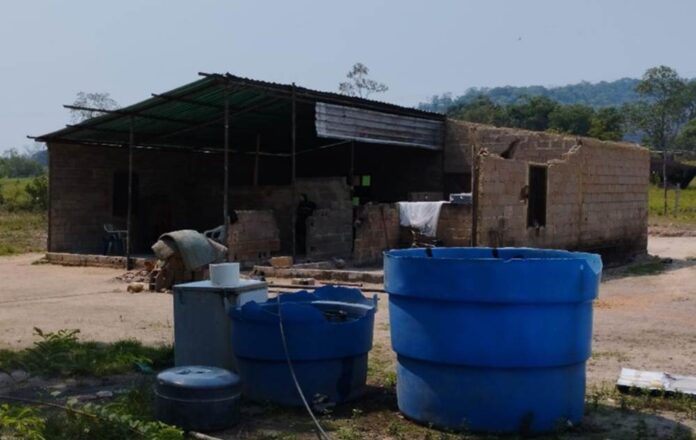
xmin=227 ymin=210 xmax=280 ymax=263
xmin=48 ymin=143 xmax=223 ymax=253
xmin=49 ymin=142 xmax=352 ymax=255
xmin=445 ymin=120 xmax=578 ymax=171
xmin=353 ymin=204 xmax=400 ymax=266
xmin=476 ymin=138 xmax=650 ymax=261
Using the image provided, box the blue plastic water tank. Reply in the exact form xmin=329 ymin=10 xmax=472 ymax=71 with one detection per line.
xmin=229 ymin=286 xmax=377 ymax=406
xmin=384 ymin=247 xmax=602 ymax=434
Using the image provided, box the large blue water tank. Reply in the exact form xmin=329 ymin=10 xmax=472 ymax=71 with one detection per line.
xmin=384 ymin=247 xmax=602 ymax=434
xmin=229 ymin=286 xmax=377 ymax=406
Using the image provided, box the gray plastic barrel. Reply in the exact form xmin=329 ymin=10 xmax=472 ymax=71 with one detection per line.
xmin=155 ymin=366 xmax=240 ymax=432
xmin=173 ymin=279 xmax=267 ymax=370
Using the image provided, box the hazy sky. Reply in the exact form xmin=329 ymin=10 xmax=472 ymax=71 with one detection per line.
xmin=2 ymin=0 xmax=696 ymax=152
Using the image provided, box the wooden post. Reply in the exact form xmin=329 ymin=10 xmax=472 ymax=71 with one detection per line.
xmin=126 ymin=117 xmax=134 ymax=270
xmin=253 ymin=133 xmax=261 ymax=187
xmin=663 ymin=149 xmax=668 ymax=216
xmin=470 ymin=127 xmax=480 ymax=247
xmin=674 ymin=185 xmax=681 ymax=215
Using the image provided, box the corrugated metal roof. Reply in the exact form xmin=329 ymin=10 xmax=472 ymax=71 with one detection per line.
xmin=316 ymin=102 xmax=443 ymax=150
xmin=35 ymin=73 xmax=445 ymax=152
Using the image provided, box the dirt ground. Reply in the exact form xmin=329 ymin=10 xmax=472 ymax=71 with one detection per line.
xmin=1 ymin=237 xmax=696 ymax=438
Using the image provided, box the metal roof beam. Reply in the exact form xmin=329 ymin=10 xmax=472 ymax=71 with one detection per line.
xmin=148 ymin=96 xmax=288 ymax=142
xmin=63 ymin=104 xmax=203 ymax=127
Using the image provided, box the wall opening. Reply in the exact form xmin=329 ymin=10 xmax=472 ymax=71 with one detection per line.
xmin=527 ymin=165 xmax=547 ymax=228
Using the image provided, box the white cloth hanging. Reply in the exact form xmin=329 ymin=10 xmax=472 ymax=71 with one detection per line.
xmin=396 ymin=201 xmax=446 ymax=237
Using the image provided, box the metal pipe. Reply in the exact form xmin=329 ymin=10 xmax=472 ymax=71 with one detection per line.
xmin=223 ymin=86 xmax=230 ymax=255
xmin=254 ymin=133 xmax=261 ymax=186
xmin=291 ymin=83 xmax=297 ymax=258
xmin=126 ymin=117 xmax=134 ymax=270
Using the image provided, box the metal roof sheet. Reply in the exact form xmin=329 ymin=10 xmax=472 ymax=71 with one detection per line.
xmin=35 ymin=73 xmax=445 ymax=151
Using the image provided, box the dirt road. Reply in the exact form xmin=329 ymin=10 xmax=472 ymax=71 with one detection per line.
xmin=1 ymin=237 xmax=695 ymax=388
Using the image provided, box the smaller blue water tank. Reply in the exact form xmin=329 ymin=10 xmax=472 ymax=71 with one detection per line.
xmin=229 ymin=286 xmax=377 ymax=406
xmin=154 ymin=366 xmax=240 ymax=432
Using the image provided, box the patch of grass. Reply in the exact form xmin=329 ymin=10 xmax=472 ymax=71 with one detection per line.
xmin=0 ymin=328 xmax=173 ymax=377
xmin=590 ymin=351 xmax=630 ymax=363
xmin=0 ymin=211 xmax=46 ymax=255
xmin=625 ymin=259 xmax=669 ymax=276
xmin=649 ymin=182 xmax=696 ymax=225
xmin=587 ymin=383 xmax=696 ymax=420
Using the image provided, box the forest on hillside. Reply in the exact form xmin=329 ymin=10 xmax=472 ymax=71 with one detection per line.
xmin=418 ymin=78 xmax=642 ymax=113
xmin=417 ymin=68 xmax=696 ymax=151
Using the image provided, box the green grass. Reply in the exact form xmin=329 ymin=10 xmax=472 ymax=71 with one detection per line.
xmin=0 ymin=328 xmax=173 ymax=378
xmin=626 ymin=259 xmax=669 ymax=276
xmin=649 ymin=180 xmax=696 ymax=225
xmin=0 ymin=176 xmax=47 ymax=255
xmin=0 ymin=211 xmax=46 ymax=255
xmin=0 ymin=177 xmax=33 ymax=207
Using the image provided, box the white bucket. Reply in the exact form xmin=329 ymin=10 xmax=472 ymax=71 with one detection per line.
xmin=209 ymin=262 xmax=240 ymax=287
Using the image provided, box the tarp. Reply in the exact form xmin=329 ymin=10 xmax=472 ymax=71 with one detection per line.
xmin=152 ymin=229 xmax=227 ymax=271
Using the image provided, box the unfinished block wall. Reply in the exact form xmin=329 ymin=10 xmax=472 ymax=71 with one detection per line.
xmin=48 ymin=143 xmax=223 ymax=254
xmin=228 ymin=177 xmax=352 ymax=255
xmin=353 ymin=204 xmax=400 ymax=266
xmin=227 ymin=210 xmax=281 ymax=263
xmin=437 ymin=204 xmax=473 ymax=246
xmin=476 ymin=138 xmax=649 ymax=260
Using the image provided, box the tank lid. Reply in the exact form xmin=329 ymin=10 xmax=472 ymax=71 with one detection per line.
xmin=156 ymin=366 xmax=241 ymax=399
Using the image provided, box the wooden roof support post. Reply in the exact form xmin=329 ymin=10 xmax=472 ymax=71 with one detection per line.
xmin=470 ymin=126 xmax=480 ymax=247
xmin=126 ymin=117 xmax=135 ymax=270
xmin=291 ymin=83 xmax=297 ymax=259
xmin=223 ymin=85 xmax=231 ymax=257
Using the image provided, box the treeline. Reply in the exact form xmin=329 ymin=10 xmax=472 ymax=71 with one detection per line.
xmin=0 ymin=148 xmax=48 ymax=212
xmin=422 ymin=66 xmax=696 ymax=150
xmin=419 ymin=78 xmax=642 ymax=113
xmin=446 ymin=95 xmax=624 ymax=141
xmin=0 ymin=148 xmax=46 ymax=178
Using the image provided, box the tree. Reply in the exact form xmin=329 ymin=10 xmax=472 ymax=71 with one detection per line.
xmin=338 ymin=63 xmax=388 ymax=98
xmin=588 ymin=107 xmax=624 ymax=141
xmin=504 ymin=96 xmax=559 ymax=131
xmin=626 ymin=66 xmax=695 ymax=149
xmin=0 ymin=149 xmax=45 ymax=178
xmin=548 ymin=104 xmax=595 ymax=136
xmin=70 ymin=92 xmax=119 ymax=123
xmin=449 ymin=95 xmax=505 ymax=125
xmin=674 ymin=118 xmax=696 ymax=151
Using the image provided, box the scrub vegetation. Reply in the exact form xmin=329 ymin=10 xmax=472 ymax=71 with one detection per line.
xmin=0 ymin=328 xmax=173 ymax=378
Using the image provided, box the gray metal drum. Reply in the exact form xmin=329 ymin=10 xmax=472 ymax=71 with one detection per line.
xmin=154 ymin=365 xmax=240 ymax=432
xmin=173 ymin=279 xmax=267 ymax=370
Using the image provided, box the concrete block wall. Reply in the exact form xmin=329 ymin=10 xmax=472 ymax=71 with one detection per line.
xmin=353 ymin=204 xmax=400 ymax=266
xmin=306 ymin=208 xmax=353 ymax=260
xmin=476 ymin=137 xmax=650 ymax=261
xmin=48 ymin=142 xmax=222 ymax=254
xmin=49 ymin=142 xmax=352 ymax=255
xmin=228 ymin=177 xmax=352 ymax=254
xmin=437 ymin=204 xmax=473 ymax=246
xmin=445 ymin=120 xmax=578 ymax=172
xmin=227 ymin=210 xmax=281 ymax=263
